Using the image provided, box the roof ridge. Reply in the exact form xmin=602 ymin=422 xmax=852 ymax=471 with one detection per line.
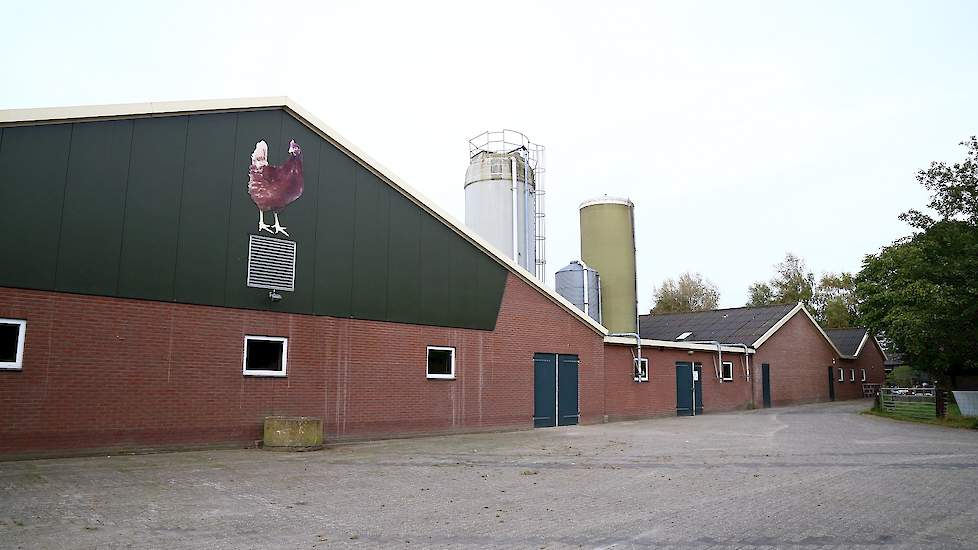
xmin=640 ymin=302 xmax=795 ymax=318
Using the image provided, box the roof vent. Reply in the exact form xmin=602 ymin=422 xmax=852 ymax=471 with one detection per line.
xmin=676 ymin=331 xmax=693 ymax=341
xmin=247 ymin=235 xmax=296 ymax=292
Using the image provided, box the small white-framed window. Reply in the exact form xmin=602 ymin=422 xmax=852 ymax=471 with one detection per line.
xmin=837 ymin=368 xmax=844 ymax=382
xmin=426 ymin=346 xmax=455 ymax=379
xmin=0 ymin=318 xmax=26 ymax=370
xmin=633 ymin=357 xmax=649 ymax=382
xmin=721 ymin=361 xmax=734 ymax=381
xmin=861 ymin=369 xmax=867 ymax=382
xmin=243 ymin=335 xmax=288 ymax=377
xmin=850 ymin=368 xmax=856 ymax=382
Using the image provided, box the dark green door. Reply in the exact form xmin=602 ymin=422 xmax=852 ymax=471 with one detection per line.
xmin=761 ymin=363 xmax=772 ymax=408
xmin=676 ymin=362 xmax=693 ymax=416
xmin=533 ymin=353 xmax=557 ymax=427
xmin=557 ymin=355 xmax=580 ymax=426
xmin=693 ymin=364 xmax=704 ymax=415
xmin=533 ymin=353 xmax=579 ymax=428
xmin=827 ymin=366 xmax=836 ymax=401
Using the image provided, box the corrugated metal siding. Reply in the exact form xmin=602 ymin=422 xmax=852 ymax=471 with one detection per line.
xmin=0 ymin=109 xmax=507 ymax=330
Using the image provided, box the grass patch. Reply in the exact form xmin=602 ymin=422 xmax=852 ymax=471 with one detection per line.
xmin=864 ymin=403 xmax=978 ymax=429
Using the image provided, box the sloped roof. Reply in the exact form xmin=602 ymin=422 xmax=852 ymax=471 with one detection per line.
xmin=884 ymin=352 xmax=906 ymax=367
xmin=825 ymin=327 xmax=869 ymax=357
xmin=0 ymin=97 xmax=607 ymax=335
xmin=639 ymin=304 xmax=796 ymax=346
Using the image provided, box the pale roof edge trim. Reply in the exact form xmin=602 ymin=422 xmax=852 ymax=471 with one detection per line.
xmin=603 ymin=336 xmax=753 ymax=354
xmin=750 ymin=302 xmax=845 ymax=357
xmin=853 ymin=332 xmax=869 ymax=357
xmin=0 ymin=97 xmax=608 ymax=336
xmin=579 ymin=197 xmax=634 ymax=209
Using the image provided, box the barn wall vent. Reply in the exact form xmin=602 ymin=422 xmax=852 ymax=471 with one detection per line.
xmin=247 ymin=235 xmax=296 ymax=292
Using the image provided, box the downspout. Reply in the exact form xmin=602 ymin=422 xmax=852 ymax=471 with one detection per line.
xmin=511 ymin=157 xmax=519 ymax=267
xmin=732 ymin=343 xmax=751 ymax=382
xmin=610 ymin=333 xmax=642 ymax=360
xmin=693 ymin=341 xmax=724 ymax=382
xmin=610 ymin=332 xmax=643 ymax=379
xmin=581 ymin=261 xmax=590 ymax=319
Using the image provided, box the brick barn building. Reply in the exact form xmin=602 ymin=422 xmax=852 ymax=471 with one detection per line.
xmin=639 ymin=303 xmax=886 ymax=410
xmin=0 ymin=99 xmax=882 ymax=459
xmin=826 ymin=327 xmax=887 ymax=400
xmin=0 ymin=98 xmax=756 ymax=459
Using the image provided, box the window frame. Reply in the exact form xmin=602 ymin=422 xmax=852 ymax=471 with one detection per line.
xmin=0 ymin=318 xmax=26 ymax=371
xmin=426 ymin=346 xmax=456 ymax=380
xmin=837 ymin=367 xmax=844 ymax=382
xmin=242 ymin=335 xmax=288 ymax=377
xmin=861 ymin=368 xmax=867 ymax=382
xmin=633 ymin=357 xmax=649 ymax=382
xmin=721 ymin=361 xmax=734 ymax=381
xmin=850 ymin=368 xmax=856 ymax=382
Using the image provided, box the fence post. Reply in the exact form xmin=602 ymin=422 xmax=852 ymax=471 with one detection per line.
xmin=936 ymin=389 xmax=946 ymax=418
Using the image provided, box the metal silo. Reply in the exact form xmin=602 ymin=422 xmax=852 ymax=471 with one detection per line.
xmin=464 ymin=130 xmax=546 ymax=280
xmin=580 ymin=197 xmax=637 ymax=334
xmin=555 ymin=261 xmax=601 ymax=323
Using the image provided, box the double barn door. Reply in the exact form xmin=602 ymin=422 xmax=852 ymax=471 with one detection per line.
xmin=533 ymin=353 xmax=579 ymax=428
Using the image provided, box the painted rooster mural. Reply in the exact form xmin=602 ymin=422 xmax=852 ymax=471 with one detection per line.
xmin=248 ymin=139 xmax=303 ymax=236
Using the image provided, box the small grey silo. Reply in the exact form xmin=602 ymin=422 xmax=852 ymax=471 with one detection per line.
xmin=555 ymin=261 xmax=602 ymax=323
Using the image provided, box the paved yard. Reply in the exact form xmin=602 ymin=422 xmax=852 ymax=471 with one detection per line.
xmin=1 ymin=400 xmax=976 ymax=549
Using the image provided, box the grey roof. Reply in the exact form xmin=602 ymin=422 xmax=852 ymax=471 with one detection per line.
xmin=638 ymin=303 xmax=796 ymax=346
xmin=825 ymin=328 xmax=869 ymax=357
xmin=884 ymin=352 xmax=906 ymax=367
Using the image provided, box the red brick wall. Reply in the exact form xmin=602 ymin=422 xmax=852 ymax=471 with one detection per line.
xmin=753 ymin=312 xmax=839 ymax=406
xmin=0 ymin=273 xmax=606 ymax=457
xmin=834 ymin=337 xmax=887 ymax=400
xmin=698 ymin=352 xmax=755 ymax=411
xmin=601 ymin=345 xmax=754 ymax=420
xmin=602 ymin=344 xmax=674 ymax=421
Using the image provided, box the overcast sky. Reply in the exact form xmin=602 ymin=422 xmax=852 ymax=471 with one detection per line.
xmin=5 ymin=1 xmax=977 ymax=309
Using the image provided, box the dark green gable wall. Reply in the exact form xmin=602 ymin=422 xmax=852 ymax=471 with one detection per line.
xmin=0 ymin=109 xmax=508 ymax=330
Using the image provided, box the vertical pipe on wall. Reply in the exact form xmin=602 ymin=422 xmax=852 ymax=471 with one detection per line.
xmin=511 ymin=157 xmax=519 ymax=266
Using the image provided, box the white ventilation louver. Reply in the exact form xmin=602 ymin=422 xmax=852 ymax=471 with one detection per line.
xmin=247 ymin=235 xmax=296 ymax=292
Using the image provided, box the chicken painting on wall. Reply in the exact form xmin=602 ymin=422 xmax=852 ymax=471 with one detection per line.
xmin=248 ymin=139 xmax=303 ymax=237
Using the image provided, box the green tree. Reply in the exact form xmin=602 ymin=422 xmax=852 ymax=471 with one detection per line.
xmin=813 ymin=272 xmax=858 ymax=328
xmin=857 ymin=136 xmax=978 ymax=385
xmin=900 ymin=136 xmax=978 ymax=229
xmin=886 ymin=365 xmax=915 ymax=387
xmin=857 ymin=221 xmax=978 ymax=381
xmin=652 ymin=272 xmax=720 ymax=313
xmin=746 ymin=282 xmax=774 ymax=307
xmin=745 ymin=253 xmax=815 ymax=309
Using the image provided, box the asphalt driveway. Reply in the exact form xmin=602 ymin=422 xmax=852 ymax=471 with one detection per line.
xmin=1 ymin=400 xmax=976 ymax=549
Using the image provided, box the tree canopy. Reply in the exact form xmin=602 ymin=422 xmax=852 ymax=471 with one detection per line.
xmin=857 ymin=136 xmax=978 ymax=382
xmin=745 ymin=253 xmax=815 ymax=310
xmin=900 ymin=136 xmax=978 ymax=229
xmin=748 ymin=256 xmax=858 ymax=328
xmin=651 ymin=272 xmax=719 ymax=313
xmin=856 ymin=220 xmax=978 ymax=378
xmin=812 ymin=272 xmax=858 ymax=329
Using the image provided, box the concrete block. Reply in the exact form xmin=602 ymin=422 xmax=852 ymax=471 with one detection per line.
xmin=262 ymin=416 xmax=323 ymax=451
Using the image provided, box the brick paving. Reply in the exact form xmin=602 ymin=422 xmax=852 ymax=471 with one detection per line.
xmin=1 ymin=399 xmax=976 ymax=549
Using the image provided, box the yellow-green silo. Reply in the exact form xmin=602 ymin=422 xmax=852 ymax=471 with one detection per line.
xmin=579 ymin=197 xmax=637 ymax=334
